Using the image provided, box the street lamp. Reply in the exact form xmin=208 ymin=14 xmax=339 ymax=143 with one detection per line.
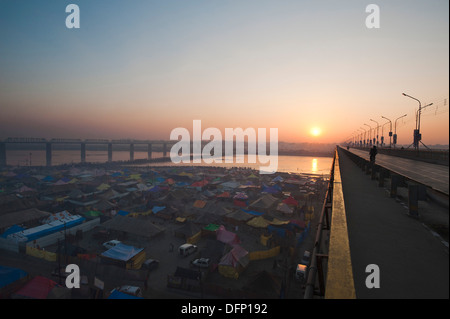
xmin=381 ymin=116 xmax=392 ymax=148
xmin=370 ymin=119 xmax=380 ymax=146
xmin=358 ymin=128 xmax=364 ymax=147
xmin=394 ymin=114 xmax=407 ymax=148
xmin=381 ymin=121 xmax=390 ymax=148
xmin=360 ymin=127 xmax=367 ymax=147
xmin=402 ymin=93 xmax=433 ymax=150
xmin=364 ymin=123 xmax=372 ymax=146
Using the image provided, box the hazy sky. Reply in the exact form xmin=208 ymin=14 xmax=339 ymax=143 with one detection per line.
xmin=0 ymin=0 xmax=448 ymax=145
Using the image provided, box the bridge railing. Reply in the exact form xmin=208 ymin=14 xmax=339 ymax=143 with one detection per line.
xmin=304 ymin=146 xmax=356 ymax=299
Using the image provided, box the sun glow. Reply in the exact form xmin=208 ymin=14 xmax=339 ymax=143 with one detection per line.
xmin=310 ymin=127 xmax=322 ymax=137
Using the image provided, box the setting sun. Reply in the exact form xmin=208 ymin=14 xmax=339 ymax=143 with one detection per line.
xmin=310 ymin=127 xmax=322 ymax=137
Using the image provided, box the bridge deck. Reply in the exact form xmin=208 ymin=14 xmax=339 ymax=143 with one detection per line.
xmin=336 ymin=147 xmax=448 ymax=298
xmin=347 ymin=148 xmax=449 ymax=196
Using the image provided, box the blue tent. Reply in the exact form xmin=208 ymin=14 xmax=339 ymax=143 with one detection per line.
xmin=117 ymin=210 xmax=130 ymax=216
xmin=0 ymin=265 xmax=28 ymax=288
xmin=240 ymin=209 xmax=264 ymax=216
xmin=1 ymin=225 xmax=25 ymax=238
xmin=101 ymin=243 xmax=144 ymax=262
xmin=151 ymin=206 xmax=166 ymax=214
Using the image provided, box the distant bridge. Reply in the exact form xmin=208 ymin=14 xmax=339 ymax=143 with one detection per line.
xmin=0 ymin=137 xmax=176 ymax=166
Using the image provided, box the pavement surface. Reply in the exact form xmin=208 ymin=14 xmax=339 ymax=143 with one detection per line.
xmin=347 ymin=148 xmax=449 ymax=196
xmin=337 ymin=147 xmax=449 ymax=299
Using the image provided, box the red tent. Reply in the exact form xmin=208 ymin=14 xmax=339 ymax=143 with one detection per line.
xmin=233 ymin=199 xmax=247 ymax=207
xmin=283 ymin=196 xmax=298 ymax=206
xmin=217 ymin=191 xmax=231 ymax=198
xmin=191 ymin=179 xmax=209 ymax=187
xmin=13 ymin=276 xmax=59 ymax=299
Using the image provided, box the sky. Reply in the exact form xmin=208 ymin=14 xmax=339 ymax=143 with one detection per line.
xmin=0 ymin=0 xmax=448 ymax=145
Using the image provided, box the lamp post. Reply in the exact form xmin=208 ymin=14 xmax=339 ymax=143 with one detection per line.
xmin=358 ymin=128 xmax=364 ymax=147
xmin=360 ymin=127 xmax=368 ymax=147
xmin=370 ymin=119 xmax=380 ymax=146
xmin=393 ymin=114 xmax=407 ymax=148
xmin=364 ymin=123 xmax=372 ymax=146
xmin=381 ymin=116 xmax=392 ymax=148
xmin=381 ymin=121 xmax=390 ymax=148
xmin=402 ymin=93 xmax=433 ymax=150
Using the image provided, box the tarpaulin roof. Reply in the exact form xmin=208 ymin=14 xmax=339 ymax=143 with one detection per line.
xmin=193 ymin=200 xmax=206 ymax=208
xmin=216 ymin=225 xmax=240 ymax=245
xmin=100 ymin=243 xmax=144 ymax=262
xmin=0 ymin=265 xmax=27 ymax=288
xmin=282 ymin=196 xmax=298 ymax=206
xmin=191 ymin=179 xmax=209 ymax=187
xmin=219 ymin=245 xmax=249 ymax=267
xmin=277 ymin=202 xmax=294 ymax=214
xmin=247 ymin=216 xmax=271 ymax=228
xmin=13 ymin=276 xmax=59 ymax=299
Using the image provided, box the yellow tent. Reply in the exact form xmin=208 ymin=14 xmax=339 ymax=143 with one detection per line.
xmin=96 ymin=183 xmax=110 ymax=191
xmin=247 ymin=216 xmax=270 ymax=228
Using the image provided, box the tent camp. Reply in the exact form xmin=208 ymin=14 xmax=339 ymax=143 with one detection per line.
xmin=100 ymin=215 xmax=165 ymax=239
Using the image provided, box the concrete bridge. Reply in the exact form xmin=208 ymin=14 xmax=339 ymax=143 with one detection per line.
xmin=305 ymin=146 xmax=448 ymax=299
xmin=0 ymin=137 xmax=176 ymax=167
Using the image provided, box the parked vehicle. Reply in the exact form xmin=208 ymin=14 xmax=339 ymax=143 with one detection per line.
xmin=103 ymin=239 xmax=121 ymax=250
xmin=112 ymin=285 xmax=142 ymax=297
xmin=301 ymin=250 xmax=311 ymax=266
xmin=178 ymin=243 xmax=197 ymax=257
xmin=295 ymin=264 xmax=308 ymax=282
xmin=192 ymin=258 xmax=210 ymax=268
xmin=143 ymin=258 xmax=160 ymax=271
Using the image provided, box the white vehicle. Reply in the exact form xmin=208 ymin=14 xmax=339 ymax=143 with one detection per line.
xmin=301 ymin=250 xmax=311 ymax=266
xmin=103 ymin=240 xmax=121 ymax=250
xmin=112 ymin=285 xmax=142 ymax=297
xmin=178 ymin=243 xmax=197 ymax=257
xmin=192 ymin=258 xmax=210 ymax=268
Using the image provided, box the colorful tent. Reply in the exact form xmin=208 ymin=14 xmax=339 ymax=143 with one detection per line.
xmin=96 ymin=183 xmax=110 ymax=191
xmin=283 ymin=196 xmax=298 ymax=206
xmin=12 ymin=276 xmax=59 ymax=299
xmin=193 ymin=200 xmax=207 ymax=208
xmin=216 ymin=225 xmax=240 ymax=245
xmin=218 ymin=245 xmax=249 ymax=279
xmin=0 ymin=265 xmax=27 ymax=289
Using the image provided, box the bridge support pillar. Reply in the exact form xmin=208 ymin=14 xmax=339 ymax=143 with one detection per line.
xmin=390 ymin=174 xmax=403 ymax=198
xmin=108 ymin=143 xmax=113 ymax=162
xmin=371 ymin=165 xmax=378 ymax=180
xmin=407 ymin=183 xmax=427 ymax=217
xmin=0 ymin=143 xmax=6 ymax=167
xmin=365 ymin=162 xmax=371 ymax=175
xmin=46 ymin=142 xmax=52 ymax=167
xmin=147 ymin=143 xmax=152 ymax=159
xmin=378 ymin=168 xmax=386 ymax=187
xmin=81 ymin=143 xmax=86 ymax=163
xmin=130 ymin=143 xmax=134 ymax=161
xmin=108 ymin=143 xmax=112 ymax=162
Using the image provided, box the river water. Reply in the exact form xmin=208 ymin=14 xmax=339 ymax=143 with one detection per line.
xmin=5 ymin=150 xmax=333 ymax=176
